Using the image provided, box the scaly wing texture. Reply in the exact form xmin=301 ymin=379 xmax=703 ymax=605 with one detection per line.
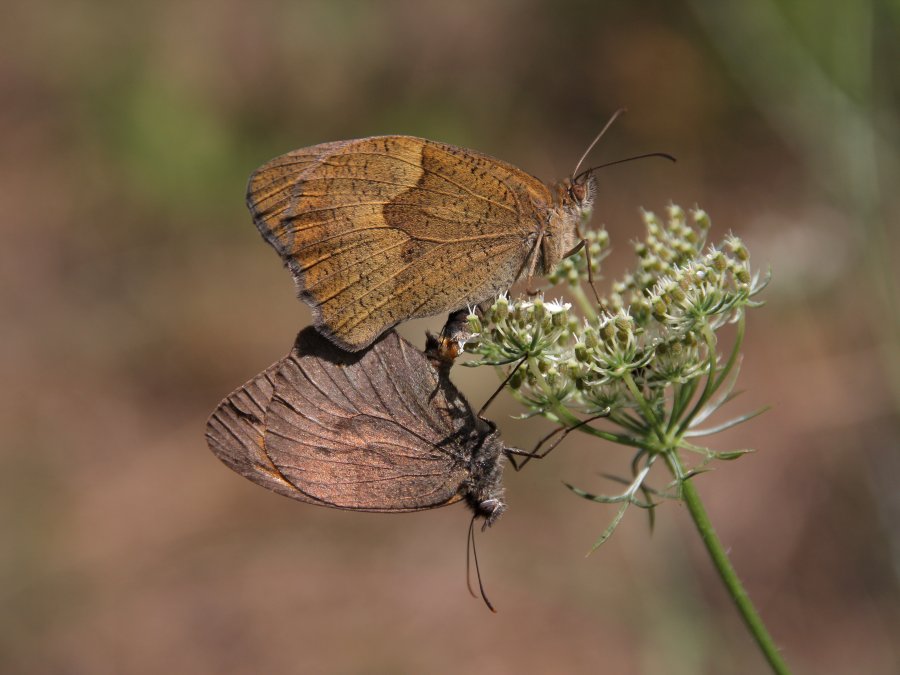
xmin=204 ymin=362 xmax=299 ymax=500
xmin=247 ymin=136 xmax=551 ymax=350
xmin=206 ymin=328 xmax=477 ymax=512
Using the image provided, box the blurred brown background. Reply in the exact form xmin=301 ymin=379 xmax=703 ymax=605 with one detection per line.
xmin=2 ymin=1 xmax=899 ymax=673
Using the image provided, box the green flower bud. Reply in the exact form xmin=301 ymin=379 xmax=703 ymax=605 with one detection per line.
xmin=675 ymin=240 xmax=695 ymax=256
xmin=667 ymin=204 xmax=685 ymax=224
xmin=513 ymin=303 xmax=526 ymax=323
xmin=631 ymin=298 xmax=650 ymax=322
xmin=533 ymin=297 xmax=545 ymax=323
xmin=552 ymin=308 xmax=567 ymax=328
xmin=711 ymin=251 xmax=727 ymax=272
xmin=652 ymin=299 xmax=668 ymax=321
xmin=575 ymin=342 xmax=590 ymax=362
xmin=692 ymin=208 xmax=710 ymax=230
xmin=493 ymin=295 xmax=509 ymax=320
xmin=614 ymin=314 xmax=633 ymax=333
xmin=600 ymin=321 xmax=616 ymax=342
xmin=467 ymin=313 xmax=483 ymax=334
xmin=726 ymin=236 xmax=749 ymax=261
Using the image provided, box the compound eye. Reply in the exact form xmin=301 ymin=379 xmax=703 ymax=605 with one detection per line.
xmin=571 ymin=183 xmax=586 ymax=203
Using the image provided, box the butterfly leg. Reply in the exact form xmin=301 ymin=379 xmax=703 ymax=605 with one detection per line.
xmin=477 ymin=356 xmax=527 ymax=418
xmin=504 ymin=425 xmax=569 ymax=472
xmin=524 ymin=229 xmax=545 ymax=296
xmin=503 ymin=412 xmax=609 ymax=471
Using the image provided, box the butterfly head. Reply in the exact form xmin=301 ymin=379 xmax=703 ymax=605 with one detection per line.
xmin=566 ymin=173 xmax=596 ymax=216
xmin=550 ymin=174 xmax=595 ymax=213
xmin=539 ymin=175 xmax=596 ymax=274
xmin=478 ymin=498 xmax=506 ymax=529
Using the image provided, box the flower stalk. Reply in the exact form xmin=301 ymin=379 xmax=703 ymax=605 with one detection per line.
xmin=672 ymin=453 xmax=791 ymax=675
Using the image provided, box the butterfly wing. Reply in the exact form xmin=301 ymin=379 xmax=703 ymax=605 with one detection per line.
xmin=204 ymin=362 xmax=302 ymax=499
xmin=206 ymin=328 xmax=480 ymax=512
xmin=247 ymin=136 xmax=551 ymax=350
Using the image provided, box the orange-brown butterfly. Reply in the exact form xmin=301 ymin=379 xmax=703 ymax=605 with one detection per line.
xmin=247 ymin=135 xmax=601 ymax=351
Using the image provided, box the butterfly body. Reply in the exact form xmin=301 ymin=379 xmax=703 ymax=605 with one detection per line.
xmin=247 ymin=136 xmax=594 ymax=350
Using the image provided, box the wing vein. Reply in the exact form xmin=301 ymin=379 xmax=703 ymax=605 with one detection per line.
xmin=317 ymin=152 xmax=519 ymax=215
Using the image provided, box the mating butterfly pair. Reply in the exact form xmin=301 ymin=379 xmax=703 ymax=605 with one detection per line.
xmin=207 ymin=134 xmax=596 ymax=532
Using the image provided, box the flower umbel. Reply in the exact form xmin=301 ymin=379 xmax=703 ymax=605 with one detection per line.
xmin=465 ymin=205 xmax=768 ymax=548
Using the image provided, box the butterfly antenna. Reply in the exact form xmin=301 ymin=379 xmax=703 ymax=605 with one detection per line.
xmin=466 ymin=514 xmax=478 ymax=599
xmin=468 ymin=514 xmax=497 ymax=613
xmin=574 ymin=152 xmax=676 ymax=184
xmin=478 ymin=356 xmax=527 ymax=418
xmin=571 ymin=108 xmax=627 ymax=179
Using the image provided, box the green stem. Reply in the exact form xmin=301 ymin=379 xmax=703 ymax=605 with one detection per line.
xmin=622 ymin=372 xmax=666 ymax=445
xmin=668 ymin=453 xmax=791 ymax=675
xmin=569 ymin=282 xmax=598 ymax=322
xmin=676 ymin=322 xmax=721 ymax=437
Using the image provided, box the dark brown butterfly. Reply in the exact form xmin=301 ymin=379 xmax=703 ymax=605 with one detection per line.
xmin=205 ymin=326 xmax=507 ymax=525
xmin=246 ymin=135 xmax=596 ymax=351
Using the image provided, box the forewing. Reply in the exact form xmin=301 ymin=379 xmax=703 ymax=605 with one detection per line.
xmin=206 ymin=328 xmax=478 ymax=512
xmin=246 ymin=136 xmax=550 ymax=350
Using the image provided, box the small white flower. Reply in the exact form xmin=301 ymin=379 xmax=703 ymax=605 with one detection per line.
xmin=544 ymin=298 xmax=571 ymax=314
